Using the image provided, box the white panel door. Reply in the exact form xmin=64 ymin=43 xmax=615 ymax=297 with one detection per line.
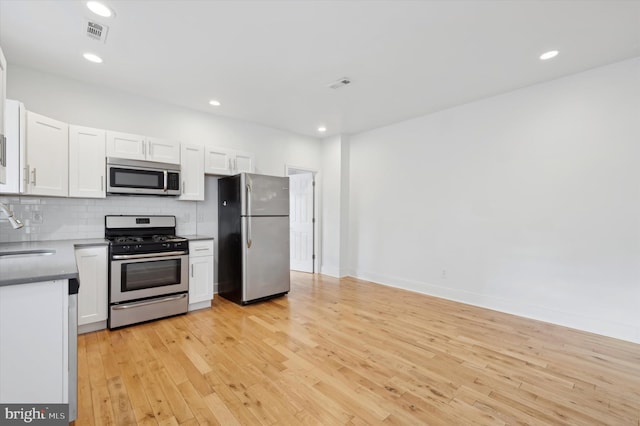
xmin=75 ymin=246 xmax=108 ymax=326
xmin=25 ymin=111 xmax=69 ymax=196
xmin=179 ymin=143 xmax=204 ymax=200
xmin=289 ymin=172 xmax=314 ymax=273
xmin=0 ymin=100 xmax=24 ymax=194
xmin=204 ymin=146 xmax=233 ymax=175
xmin=69 ymin=125 xmax=106 ymax=198
xmin=234 ymin=151 xmax=255 ymax=173
xmin=146 ymin=137 xmax=180 ymax=164
xmin=106 ymin=130 xmax=145 ymax=160
xmin=189 ymin=255 xmax=214 ymax=304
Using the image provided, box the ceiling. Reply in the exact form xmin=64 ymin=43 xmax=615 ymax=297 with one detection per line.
xmin=1 ymin=1 xmax=639 ymax=138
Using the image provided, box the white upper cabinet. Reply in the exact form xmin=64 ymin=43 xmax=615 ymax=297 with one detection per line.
xmin=179 ymin=143 xmax=204 ymax=201
xmin=234 ymin=150 xmax=255 ymax=174
xmin=106 ymin=132 xmax=180 ymax=164
xmin=146 ymin=137 xmax=180 ymax=164
xmin=205 ymin=147 xmax=255 ymax=175
xmin=205 ymin=146 xmax=233 ymax=175
xmin=0 ymin=100 xmax=25 ymax=194
xmin=106 ymin=131 xmax=146 ymax=161
xmin=0 ymin=46 xmax=7 ymax=184
xmin=69 ymin=126 xmax=106 ymax=198
xmin=24 ymin=111 xmax=69 ymax=197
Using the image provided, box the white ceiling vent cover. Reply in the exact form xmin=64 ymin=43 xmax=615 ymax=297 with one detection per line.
xmin=327 ymin=77 xmax=351 ymax=89
xmin=85 ymin=20 xmax=109 ymax=43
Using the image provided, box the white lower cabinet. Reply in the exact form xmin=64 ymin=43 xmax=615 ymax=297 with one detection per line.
xmin=75 ymin=246 xmax=108 ymax=333
xmin=188 ymin=239 xmax=214 ymax=311
xmin=0 ymin=280 xmax=68 ymax=403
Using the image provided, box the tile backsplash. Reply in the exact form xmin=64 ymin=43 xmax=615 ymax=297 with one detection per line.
xmin=0 ymin=194 xmax=208 ymax=243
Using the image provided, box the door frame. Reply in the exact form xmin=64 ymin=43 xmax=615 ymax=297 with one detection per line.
xmin=285 ymin=164 xmax=319 ymax=274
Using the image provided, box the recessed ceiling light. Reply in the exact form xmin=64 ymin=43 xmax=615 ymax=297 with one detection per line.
xmin=317 ymin=126 xmax=327 ymax=133
xmin=540 ymin=50 xmax=559 ymax=61
xmin=83 ymin=52 xmax=103 ymax=63
xmin=209 ymin=100 xmax=221 ymax=106
xmin=86 ymin=1 xmax=113 ymax=18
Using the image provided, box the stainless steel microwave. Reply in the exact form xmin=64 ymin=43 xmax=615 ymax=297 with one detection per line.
xmin=106 ymin=157 xmax=181 ymax=196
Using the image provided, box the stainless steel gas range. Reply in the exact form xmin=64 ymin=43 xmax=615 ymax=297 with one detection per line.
xmin=105 ymin=215 xmax=189 ymax=329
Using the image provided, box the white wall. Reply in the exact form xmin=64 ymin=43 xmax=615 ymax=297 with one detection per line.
xmin=1 ymin=66 xmax=322 ymax=289
xmin=348 ymin=57 xmax=640 ymax=343
xmin=7 ymin=65 xmax=322 ymax=177
xmin=320 ymin=136 xmax=341 ymax=276
xmin=320 ymin=134 xmax=351 ymax=277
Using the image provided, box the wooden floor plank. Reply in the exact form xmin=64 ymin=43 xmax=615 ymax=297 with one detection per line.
xmin=77 ymin=272 xmax=640 ymax=425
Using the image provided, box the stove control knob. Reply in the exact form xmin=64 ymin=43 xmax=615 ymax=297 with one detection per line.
xmin=123 ymin=245 xmax=130 ymax=251
xmin=163 ymin=243 xmax=170 ymax=248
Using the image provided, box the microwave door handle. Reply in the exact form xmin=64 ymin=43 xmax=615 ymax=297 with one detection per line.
xmin=163 ymin=170 xmax=168 ymax=192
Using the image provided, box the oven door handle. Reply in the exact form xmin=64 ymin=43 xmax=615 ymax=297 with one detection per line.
xmin=112 ymin=250 xmax=188 ymax=260
xmin=112 ymin=293 xmax=187 ymax=310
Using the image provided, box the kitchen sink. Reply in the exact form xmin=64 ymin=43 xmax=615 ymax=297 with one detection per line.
xmin=0 ymin=249 xmax=56 ymax=258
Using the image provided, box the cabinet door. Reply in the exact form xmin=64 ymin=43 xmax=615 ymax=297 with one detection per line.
xmin=25 ymin=111 xmax=69 ymax=196
xmin=75 ymin=246 xmax=108 ymax=327
xmin=204 ymin=146 xmax=233 ymax=175
xmin=234 ymin=150 xmax=255 ymax=173
xmin=179 ymin=143 xmax=204 ymax=201
xmin=0 ymin=47 xmax=6 ymax=184
xmin=146 ymin=137 xmax=180 ymax=164
xmin=106 ymin=130 xmax=145 ymax=160
xmin=189 ymin=255 xmax=214 ymax=304
xmin=0 ymin=100 xmax=25 ymax=194
xmin=69 ymin=126 xmax=106 ymax=198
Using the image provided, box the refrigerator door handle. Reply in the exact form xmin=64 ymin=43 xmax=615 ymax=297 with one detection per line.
xmin=246 ymin=182 xmax=252 ymax=214
xmin=247 ymin=220 xmax=252 ymax=248
xmin=246 ymin=183 xmax=252 ymax=248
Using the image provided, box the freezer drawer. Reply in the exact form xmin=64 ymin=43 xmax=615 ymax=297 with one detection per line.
xmin=242 ymin=216 xmax=290 ymax=302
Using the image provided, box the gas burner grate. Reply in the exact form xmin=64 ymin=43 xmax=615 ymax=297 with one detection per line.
xmin=114 ymin=236 xmax=144 ymax=243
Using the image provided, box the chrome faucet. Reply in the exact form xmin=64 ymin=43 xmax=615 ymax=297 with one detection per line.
xmin=0 ymin=202 xmax=24 ymax=229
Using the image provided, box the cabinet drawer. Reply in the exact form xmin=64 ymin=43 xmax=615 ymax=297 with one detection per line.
xmin=189 ymin=240 xmax=214 ymax=257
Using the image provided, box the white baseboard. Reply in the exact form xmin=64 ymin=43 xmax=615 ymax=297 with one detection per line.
xmin=349 ymin=270 xmax=640 ymax=344
xmin=188 ymin=300 xmax=212 ymax=312
xmin=78 ymin=320 xmax=107 ymax=334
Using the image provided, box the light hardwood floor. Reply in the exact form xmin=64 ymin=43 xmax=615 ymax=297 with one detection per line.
xmin=77 ymin=272 xmax=640 ymax=425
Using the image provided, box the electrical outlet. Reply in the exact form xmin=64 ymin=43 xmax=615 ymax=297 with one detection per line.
xmin=32 ymin=212 xmax=43 ymax=224
xmin=441 ymin=269 xmax=447 ymax=279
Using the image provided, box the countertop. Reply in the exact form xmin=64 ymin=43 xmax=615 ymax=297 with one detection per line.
xmin=181 ymin=235 xmax=215 ymax=241
xmin=0 ymin=239 xmax=109 ymax=287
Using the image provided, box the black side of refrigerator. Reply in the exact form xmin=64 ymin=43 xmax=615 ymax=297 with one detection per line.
xmin=218 ymin=174 xmax=242 ymax=304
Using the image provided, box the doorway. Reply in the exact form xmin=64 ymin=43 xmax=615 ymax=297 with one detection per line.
xmin=286 ymin=166 xmax=316 ymax=273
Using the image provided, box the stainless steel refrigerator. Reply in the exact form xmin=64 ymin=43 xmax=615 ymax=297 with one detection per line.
xmin=218 ymin=173 xmax=290 ymax=304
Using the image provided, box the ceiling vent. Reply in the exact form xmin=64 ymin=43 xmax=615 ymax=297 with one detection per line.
xmin=85 ymin=20 xmax=109 ymax=43
xmin=327 ymin=77 xmax=351 ymax=89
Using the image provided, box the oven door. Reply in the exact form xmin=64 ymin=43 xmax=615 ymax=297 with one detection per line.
xmin=110 ymin=252 xmax=188 ymax=303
